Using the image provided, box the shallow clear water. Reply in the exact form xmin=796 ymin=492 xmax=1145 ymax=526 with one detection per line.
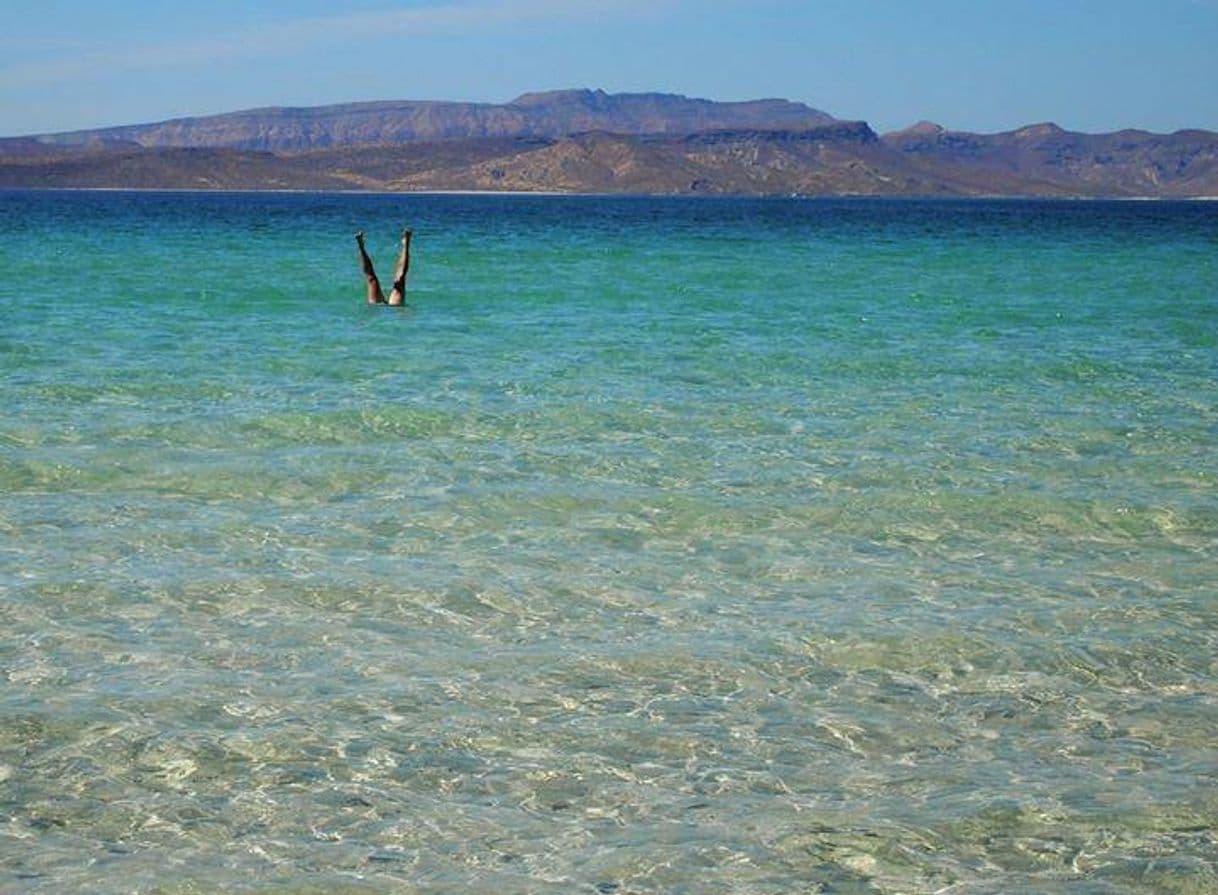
xmin=1 ymin=191 xmax=1216 ymax=893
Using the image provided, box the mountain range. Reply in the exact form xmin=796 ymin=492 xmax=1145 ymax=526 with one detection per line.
xmin=2 ymin=89 xmax=1215 ymax=197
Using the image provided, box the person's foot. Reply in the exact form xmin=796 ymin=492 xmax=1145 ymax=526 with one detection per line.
xmin=356 ymin=231 xmax=366 ymax=244
xmin=402 ymin=228 xmax=413 ymax=242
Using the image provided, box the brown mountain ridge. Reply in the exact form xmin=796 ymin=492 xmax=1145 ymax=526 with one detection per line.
xmin=1 ymin=89 xmax=1215 ymax=197
xmin=20 ymin=90 xmax=837 ymax=151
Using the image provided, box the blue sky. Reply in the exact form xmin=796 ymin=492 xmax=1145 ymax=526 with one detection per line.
xmin=2 ymin=0 xmax=1215 ymax=137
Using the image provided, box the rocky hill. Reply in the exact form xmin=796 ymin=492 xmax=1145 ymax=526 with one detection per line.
xmin=1 ymin=90 xmax=1215 ymax=197
xmin=22 ymin=89 xmax=836 ymax=151
xmin=883 ymin=121 xmax=1218 ymax=197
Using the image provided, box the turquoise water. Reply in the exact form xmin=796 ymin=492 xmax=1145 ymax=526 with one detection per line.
xmin=1 ymin=191 xmax=1216 ymax=893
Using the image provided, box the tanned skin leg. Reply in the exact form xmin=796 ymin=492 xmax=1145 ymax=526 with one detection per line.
xmin=356 ymin=231 xmax=386 ymax=304
xmin=386 ymin=229 xmax=412 ymax=307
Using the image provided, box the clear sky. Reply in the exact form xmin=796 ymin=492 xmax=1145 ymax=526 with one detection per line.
xmin=2 ymin=0 xmax=1216 ymax=138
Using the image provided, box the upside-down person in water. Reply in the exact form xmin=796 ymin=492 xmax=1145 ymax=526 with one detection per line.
xmin=356 ymin=229 xmax=412 ymax=306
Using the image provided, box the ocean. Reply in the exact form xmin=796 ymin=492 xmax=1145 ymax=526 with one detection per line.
xmin=1 ymin=190 xmax=1216 ymax=893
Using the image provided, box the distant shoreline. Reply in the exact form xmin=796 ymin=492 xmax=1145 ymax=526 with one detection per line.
xmin=3 ymin=186 xmax=1217 ymax=201
xmin=5 ymin=91 xmax=1214 ymax=198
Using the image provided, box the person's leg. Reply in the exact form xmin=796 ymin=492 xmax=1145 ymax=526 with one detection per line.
xmin=356 ymin=231 xmax=386 ymax=304
xmin=386 ymin=229 xmax=412 ymax=306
